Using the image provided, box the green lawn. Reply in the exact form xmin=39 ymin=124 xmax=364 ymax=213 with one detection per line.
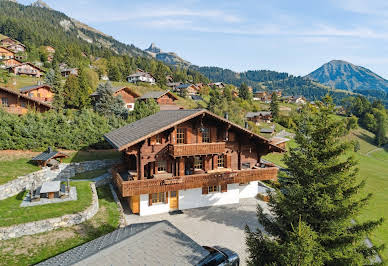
xmin=0 ymin=158 xmax=40 ymax=185
xmin=0 ymin=181 xmax=92 ymax=227
xmin=0 ymin=184 xmax=120 ymax=266
xmin=263 ymin=130 xmax=388 ymax=261
xmin=63 ymin=150 xmax=121 ymax=163
xmin=0 ymin=75 xmax=42 ymax=90
xmin=70 ymin=168 xmax=108 ymax=180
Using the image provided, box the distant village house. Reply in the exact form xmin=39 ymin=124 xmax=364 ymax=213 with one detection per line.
xmin=139 ymin=90 xmax=180 ymax=110
xmin=0 ymin=47 xmax=15 ymax=60
xmin=91 ymin=86 xmax=140 ymax=111
xmin=19 ymin=84 xmax=54 ymax=103
xmin=246 ymin=111 xmax=272 ymax=125
xmin=8 ymin=62 xmax=44 ymax=78
xmin=127 ymin=69 xmax=156 ymax=85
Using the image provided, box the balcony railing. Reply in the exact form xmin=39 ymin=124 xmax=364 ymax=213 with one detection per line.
xmin=113 ymin=163 xmax=278 ymax=197
xmin=168 ymin=142 xmax=225 ymax=157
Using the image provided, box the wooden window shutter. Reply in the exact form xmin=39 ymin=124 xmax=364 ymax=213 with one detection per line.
xmin=148 ymin=194 xmax=152 ymax=206
xmin=164 ymin=192 xmax=168 ymax=203
xmin=226 ymin=154 xmax=232 ymax=168
xmin=197 ymin=128 xmax=202 ymax=143
xmin=221 ymin=183 xmax=227 ymax=193
xmin=210 ymin=128 xmax=217 ymax=142
xmin=150 ymin=136 xmax=156 ymax=145
xmin=202 ymin=186 xmax=208 ymax=194
xmin=186 ymin=128 xmax=192 ymax=144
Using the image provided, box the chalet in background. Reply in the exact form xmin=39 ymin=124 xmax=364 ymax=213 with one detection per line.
xmin=6 ymin=42 xmax=26 ymax=53
xmin=7 ymin=62 xmax=44 ymax=78
xmin=139 ymin=90 xmax=180 ymax=110
xmin=269 ymin=137 xmax=290 ymax=150
xmin=1 ymin=58 xmax=22 ymax=68
xmin=0 ymin=47 xmax=15 ymax=60
xmin=166 ymin=81 xmax=182 ymax=91
xmin=105 ymin=109 xmax=282 ymax=216
xmin=60 ymin=67 xmax=78 ymax=77
xmin=246 ymin=111 xmax=272 ymax=125
xmin=0 ymin=86 xmax=52 ymax=115
xmin=282 ymin=95 xmax=306 ymax=104
xmin=19 ymin=84 xmax=54 ymax=103
xmin=175 ymin=83 xmax=199 ymax=95
xmin=253 ymin=90 xmax=282 ymax=102
xmin=0 ymin=37 xmax=18 ymax=47
xmin=208 ymin=82 xmax=225 ymax=89
xmin=127 ymin=69 xmax=156 ymax=85
xmin=91 ymin=86 xmax=140 ymax=111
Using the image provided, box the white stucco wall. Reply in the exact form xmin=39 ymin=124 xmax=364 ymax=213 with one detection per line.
xmin=239 ymin=181 xmax=260 ymax=199
xmin=179 ymin=184 xmax=239 ymax=210
xmin=139 ymin=194 xmax=170 ymax=216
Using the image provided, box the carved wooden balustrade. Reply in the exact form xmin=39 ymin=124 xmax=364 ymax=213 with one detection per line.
xmin=113 ymin=163 xmax=278 ymax=197
xmin=168 ymin=142 xmax=225 ymax=157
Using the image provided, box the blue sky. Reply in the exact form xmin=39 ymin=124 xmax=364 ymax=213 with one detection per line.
xmin=19 ymin=0 xmax=388 ymax=78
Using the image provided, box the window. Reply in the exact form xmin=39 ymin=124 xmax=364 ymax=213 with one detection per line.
xmin=126 ymin=103 xmax=134 ymax=110
xmin=217 ymin=155 xmax=225 ymax=168
xmin=37 ymin=93 xmax=41 ymax=98
xmin=194 ymin=156 xmax=203 ymax=169
xmin=1 ymin=97 xmax=8 ymax=107
xmin=157 ymin=160 xmax=167 ymax=172
xmin=20 ymin=101 xmax=26 ymax=108
xmin=151 ymin=192 xmax=165 ymax=204
xmin=202 ymin=128 xmax=210 ymax=143
xmin=155 ymin=134 xmax=162 ymax=144
xmin=176 ymin=128 xmax=186 ymax=144
xmin=208 ymin=185 xmax=219 ymax=193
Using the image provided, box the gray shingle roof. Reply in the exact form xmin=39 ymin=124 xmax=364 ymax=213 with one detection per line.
xmin=246 ymin=111 xmax=272 ymax=118
xmin=37 ymin=221 xmax=209 ymax=266
xmin=31 ymin=147 xmax=67 ymax=162
xmin=176 ymin=83 xmax=193 ymax=89
xmin=104 ymin=109 xmax=202 ymax=150
xmin=139 ymin=90 xmax=168 ymax=99
xmin=90 ymin=86 xmax=137 ymax=97
xmin=19 ymin=84 xmax=51 ymax=93
xmin=260 ymin=128 xmax=274 ymax=133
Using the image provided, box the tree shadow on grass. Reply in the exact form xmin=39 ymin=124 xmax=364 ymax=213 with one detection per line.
xmin=354 ymin=132 xmax=375 ymax=146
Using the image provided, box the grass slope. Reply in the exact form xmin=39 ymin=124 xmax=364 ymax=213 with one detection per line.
xmin=0 ymin=181 xmax=92 ymax=227
xmin=0 ymin=184 xmax=120 ymax=265
xmin=0 ymin=158 xmax=40 ymax=185
xmin=70 ymin=168 xmax=108 ymax=180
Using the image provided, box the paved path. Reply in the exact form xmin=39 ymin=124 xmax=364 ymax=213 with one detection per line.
xmin=124 ymin=198 xmax=269 ymax=265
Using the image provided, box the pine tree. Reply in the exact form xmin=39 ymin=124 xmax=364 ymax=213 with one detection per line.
xmin=270 ymin=91 xmax=280 ymax=120
xmin=93 ymin=82 xmax=128 ymax=119
xmin=246 ymin=97 xmax=383 ymax=265
xmin=52 ymin=65 xmax=65 ymax=109
xmin=62 ymin=74 xmax=81 ymax=109
xmin=77 ymin=68 xmax=91 ymax=108
xmin=238 ymin=82 xmax=252 ymax=100
xmin=374 ymin=113 xmax=386 ymax=146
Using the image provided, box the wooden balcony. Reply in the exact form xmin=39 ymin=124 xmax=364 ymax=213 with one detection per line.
xmin=113 ymin=163 xmax=278 ymax=197
xmin=168 ymin=142 xmax=225 ymax=157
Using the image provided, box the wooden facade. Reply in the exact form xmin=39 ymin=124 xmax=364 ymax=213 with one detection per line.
xmin=108 ymin=110 xmax=282 ymax=206
xmin=8 ymin=63 xmax=44 ymax=78
xmin=20 ymin=85 xmax=54 ymax=103
xmin=0 ymin=47 xmax=15 ymax=60
xmin=0 ymin=87 xmax=52 ymax=115
xmin=1 ymin=58 xmax=22 ymax=68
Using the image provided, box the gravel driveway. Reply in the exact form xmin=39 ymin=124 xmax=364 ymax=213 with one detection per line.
xmin=125 ymin=198 xmax=268 ymax=265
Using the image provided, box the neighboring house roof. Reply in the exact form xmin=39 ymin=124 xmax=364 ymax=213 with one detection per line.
xmin=270 ymin=137 xmax=290 ymax=145
xmin=246 ymin=111 xmax=272 ymax=118
xmin=105 ymin=109 xmax=284 ymax=152
xmin=0 ymin=86 xmax=52 ymax=109
xmin=191 ymin=95 xmax=203 ymax=101
xmin=127 ymin=71 xmax=154 ymax=79
xmin=0 ymin=46 xmax=15 ymax=54
xmin=19 ymin=84 xmax=52 ymax=94
xmin=166 ymin=82 xmax=182 ymax=87
xmin=176 ymin=83 xmax=194 ymax=89
xmin=37 ymin=221 xmax=210 ymax=266
xmin=8 ymin=62 xmax=45 ymax=73
xmin=31 ymin=147 xmax=68 ymax=162
xmin=139 ymin=90 xmax=178 ymax=101
xmin=260 ymin=128 xmax=275 ymax=134
xmin=90 ymin=86 xmax=140 ymax=97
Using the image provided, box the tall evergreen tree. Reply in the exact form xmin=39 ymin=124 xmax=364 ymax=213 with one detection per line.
xmin=238 ymin=82 xmax=252 ymax=100
xmin=270 ymin=91 xmax=280 ymax=120
xmin=374 ymin=112 xmax=386 ymax=146
xmin=93 ymin=82 xmax=128 ymax=119
xmin=246 ymin=97 xmax=383 ymax=265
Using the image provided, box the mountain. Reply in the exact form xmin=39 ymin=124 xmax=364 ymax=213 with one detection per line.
xmin=144 ymin=43 xmax=191 ymax=67
xmin=306 ymin=60 xmax=388 ymax=93
xmin=31 ymin=0 xmax=51 ymax=9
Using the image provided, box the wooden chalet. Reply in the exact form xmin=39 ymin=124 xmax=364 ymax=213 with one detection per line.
xmin=19 ymin=84 xmax=54 ymax=103
xmin=246 ymin=111 xmax=272 ymax=124
xmin=6 ymin=43 xmax=26 ymax=53
xmin=105 ymin=109 xmax=283 ymax=216
xmin=60 ymin=68 xmax=78 ymax=77
xmin=208 ymin=82 xmax=225 ymax=89
xmin=269 ymin=137 xmax=290 ymax=150
xmin=8 ymin=62 xmax=44 ymax=78
xmin=139 ymin=90 xmax=180 ymax=110
xmin=0 ymin=37 xmax=18 ymax=47
xmin=175 ymin=83 xmax=199 ymax=95
xmin=0 ymin=86 xmax=52 ymax=115
xmin=1 ymin=58 xmax=22 ymax=68
xmin=31 ymin=147 xmax=68 ymax=167
xmin=0 ymin=47 xmax=15 ymax=60
xmin=91 ymin=86 xmax=140 ymax=111
xmin=45 ymin=46 xmax=56 ymax=54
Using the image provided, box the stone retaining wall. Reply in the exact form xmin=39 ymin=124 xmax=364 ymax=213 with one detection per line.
xmin=109 ymin=183 xmax=127 ymax=227
xmin=0 ymin=159 xmax=118 ymax=200
xmin=0 ymin=183 xmax=99 ymax=241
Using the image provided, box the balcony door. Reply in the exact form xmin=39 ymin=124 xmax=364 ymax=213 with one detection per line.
xmin=169 ymin=191 xmax=179 ymax=210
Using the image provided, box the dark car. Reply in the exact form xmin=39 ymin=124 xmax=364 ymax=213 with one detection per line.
xmin=197 ymin=246 xmax=239 ymax=266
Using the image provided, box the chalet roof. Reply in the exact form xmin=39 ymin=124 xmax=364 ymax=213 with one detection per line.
xmin=260 ymin=128 xmax=275 ymax=134
xmin=167 ymin=82 xmax=182 ymax=87
xmin=105 ymin=109 xmax=284 ymax=152
xmin=37 ymin=221 xmax=209 ymax=266
xmin=127 ymin=71 xmax=153 ymax=78
xmin=8 ymin=62 xmax=45 ymax=73
xmin=31 ymin=147 xmax=68 ymax=162
xmin=246 ymin=111 xmax=272 ymax=118
xmin=270 ymin=137 xmax=290 ymax=145
xmin=191 ymin=95 xmax=203 ymax=101
xmin=176 ymin=83 xmax=194 ymax=89
xmin=19 ymin=84 xmax=52 ymax=93
xmin=0 ymin=46 xmax=15 ymax=54
xmin=90 ymin=86 xmax=140 ymax=97
xmin=0 ymin=86 xmax=53 ymax=109
xmin=139 ymin=90 xmax=178 ymax=100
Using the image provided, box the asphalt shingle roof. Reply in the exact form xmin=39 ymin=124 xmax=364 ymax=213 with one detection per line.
xmin=19 ymin=84 xmax=51 ymax=93
xmin=31 ymin=147 xmax=67 ymax=162
xmin=37 ymin=221 xmax=209 ymax=266
xmin=246 ymin=111 xmax=272 ymax=118
xmin=104 ymin=109 xmax=202 ymax=150
xmin=139 ymin=90 xmax=168 ymax=99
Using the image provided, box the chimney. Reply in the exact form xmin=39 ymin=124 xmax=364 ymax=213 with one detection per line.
xmin=245 ymin=121 xmax=249 ymax=129
xmin=224 ymin=112 xmax=229 ymax=120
